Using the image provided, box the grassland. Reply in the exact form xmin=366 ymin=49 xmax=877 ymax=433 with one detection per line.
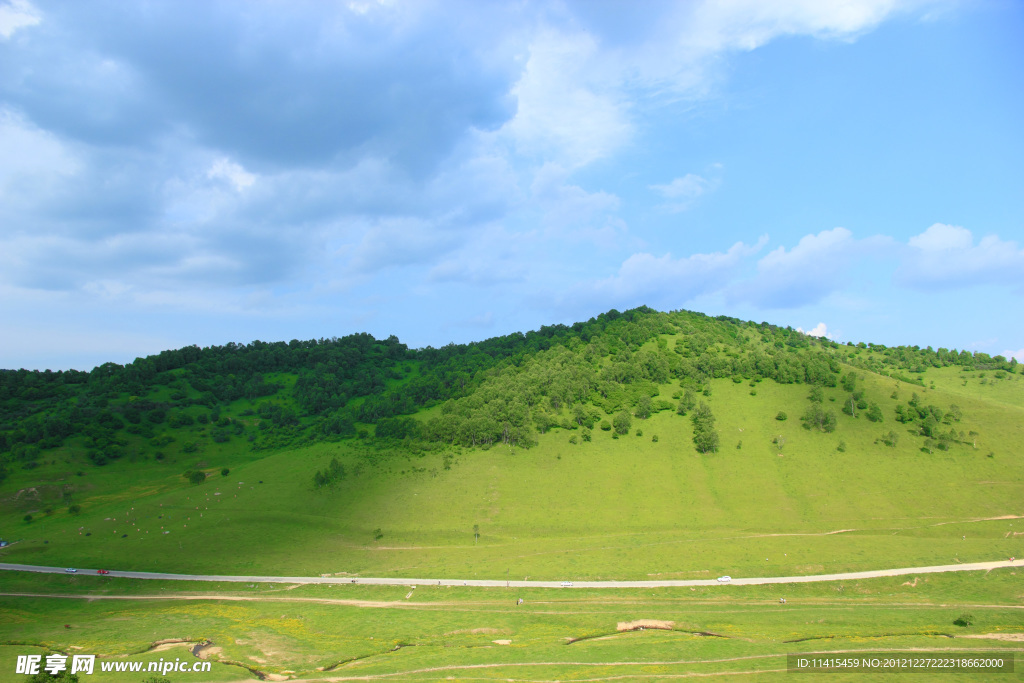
xmin=1 ymin=568 xmax=1021 ymax=681
xmin=1 ymin=329 xmax=1022 ymax=680
xmin=2 ymin=367 xmax=1021 ymax=581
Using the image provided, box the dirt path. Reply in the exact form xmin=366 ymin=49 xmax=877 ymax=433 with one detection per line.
xmin=1 ymin=559 xmax=1018 ymax=588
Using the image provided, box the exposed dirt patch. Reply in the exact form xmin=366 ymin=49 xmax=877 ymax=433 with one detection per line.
xmin=444 ymin=627 xmax=502 ymax=635
xmin=148 ymin=642 xmax=192 ymax=654
xmin=491 ymin=639 xmax=512 ymax=645
xmin=617 ymin=620 xmax=675 ymax=632
xmin=959 ymin=633 xmax=1024 ymax=642
xmin=196 ymin=645 xmax=222 ymax=659
xmin=902 ymin=577 xmax=919 ymax=587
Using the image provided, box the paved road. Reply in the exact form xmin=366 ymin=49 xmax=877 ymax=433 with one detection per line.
xmin=0 ymin=560 xmax=1017 ymax=588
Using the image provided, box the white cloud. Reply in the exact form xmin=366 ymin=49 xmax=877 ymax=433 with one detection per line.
xmin=649 ymin=166 xmax=722 ymax=211
xmin=731 ymin=227 xmax=888 ymax=308
xmin=531 ymin=162 xmax=621 ymax=238
xmin=1004 ymin=348 xmax=1024 ymax=363
xmin=0 ymin=109 xmax=79 ymax=203
xmin=0 ymin=0 xmax=40 ymax=39
xmin=651 ymin=173 xmax=710 ymax=199
xmin=686 ymin=0 xmax=908 ymax=53
xmin=206 ymin=157 xmax=256 ymax=192
xmin=797 ymin=322 xmax=831 ymax=338
xmin=504 ymin=29 xmax=632 ymax=168
xmin=898 ymin=223 xmax=1024 ymax=288
xmin=572 ymin=236 xmax=768 ymax=309
xmin=343 ymin=217 xmax=461 ymax=275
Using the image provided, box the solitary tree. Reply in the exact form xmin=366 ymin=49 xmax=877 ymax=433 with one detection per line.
xmin=612 ymin=411 xmax=632 ymax=435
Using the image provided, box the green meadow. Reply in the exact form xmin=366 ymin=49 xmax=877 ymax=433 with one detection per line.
xmin=2 ymin=312 xmax=1022 ymax=679
xmin=1 ymin=569 xmax=1022 ymax=681
xmin=2 ymin=371 xmax=1022 ymax=580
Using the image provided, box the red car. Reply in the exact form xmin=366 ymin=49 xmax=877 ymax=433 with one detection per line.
xmin=96 ymin=569 xmax=110 ymax=575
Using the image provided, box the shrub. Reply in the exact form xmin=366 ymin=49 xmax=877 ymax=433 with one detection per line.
xmin=599 ymin=420 xmax=611 ymax=431
xmin=188 ymin=471 xmax=206 ymax=485
xmin=613 ymin=411 xmax=632 ymax=435
xmin=953 ymin=613 xmax=974 ymax=627
xmin=775 ymin=411 xmax=787 ymax=421
xmin=651 ymin=434 xmax=658 ymax=442
xmin=221 ymin=467 xmax=230 ymax=476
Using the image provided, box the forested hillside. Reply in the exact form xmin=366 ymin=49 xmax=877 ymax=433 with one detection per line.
xmin=1 ymin=307 xmax=1020 ymax=485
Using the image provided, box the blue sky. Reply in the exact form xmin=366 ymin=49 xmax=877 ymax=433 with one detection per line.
xmin=1 ymin=0 xmax=1022 ymax=371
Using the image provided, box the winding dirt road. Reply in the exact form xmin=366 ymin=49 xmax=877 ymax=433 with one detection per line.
xmin=0 ymin=559 xmax=1017 ymax=588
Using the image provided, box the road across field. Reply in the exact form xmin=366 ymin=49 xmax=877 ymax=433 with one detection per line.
xmin=0 ymin=559 xmax=1017 ymax=588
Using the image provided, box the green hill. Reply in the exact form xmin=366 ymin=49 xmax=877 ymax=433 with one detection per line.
xmin=1 ymin=307 xmax=1021 ymax=578
xmin=2 ymin=307 xmax=1022 ymax=681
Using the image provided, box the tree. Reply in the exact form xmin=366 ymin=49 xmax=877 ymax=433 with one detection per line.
xmin=635 ymin=395 xmax=651 ymax=419
xmin=690 ymin=401 xmax=718 ymax=453
xmin=866 ymin=403 xmax=883 ymax=423
xmin=612 ymin=411 xmax=632 ymax=435
xmin=189 ymin=471 xmax=206 ymax=485
xmin=690 ymin=401 xmax=716 ymax=432
xmin=27 ymin=671 xmax=80 ymax=683
xmin=841 ymin=371 xmax=858 ymax=392
xmin=676 ymin=389 xmax=696 ymax=416
xmin=220 ymin=467 xmax=230 ymax=476
xmin=693 ymin=428 xmax=719 ymax=454
xmin=801 ymin=404 xmax=836 ymax=432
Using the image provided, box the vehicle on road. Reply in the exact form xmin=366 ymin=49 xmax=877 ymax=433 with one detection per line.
xmin=561 ymin=581 xmax=573 ymax=587
xmin=717 ymin=575 xmax=731 ymax=583
xmin=97 ymin=569 xmax=109 ymax=574
xmin=65 ymin=568 xmax=77 ymax=573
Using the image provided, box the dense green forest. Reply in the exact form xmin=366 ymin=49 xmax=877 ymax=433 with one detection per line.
xmin=1 ymin=307 xmax=1019 ymax=485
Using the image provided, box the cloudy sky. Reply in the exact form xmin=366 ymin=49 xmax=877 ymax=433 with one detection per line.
xmin=1 ymin=0 xmax=1022 ymax=371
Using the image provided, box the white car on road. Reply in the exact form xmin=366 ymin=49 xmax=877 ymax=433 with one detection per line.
xmin=717 ymin=575 xmax=731 ymax=583
xmin=560 ymin=581 xmax=573 ymax=587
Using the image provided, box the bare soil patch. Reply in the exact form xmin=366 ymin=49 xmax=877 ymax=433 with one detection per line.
xmin=958 ymin=633 xmax=1024 ymax=642
xmin=617 ymin=619 xmax=674 ymax=632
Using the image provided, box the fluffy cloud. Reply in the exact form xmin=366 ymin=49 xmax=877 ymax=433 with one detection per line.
xmin=897 ymin=223 xmax=1024 ymax=289
xmin=0 ymin=0 xmax=40 ymax=39
xmin=206 ymin=158 xmax=256 ymax=192
xmin=730 ymin=227 xmax=887 ymax=308
xmin=797 ymin=322 xmax=831 ymax=338
xmin=1004 ymin=348 xmax=1024 ymax=363
xmin=650 ymin=166 xmax=721 ymax=212
xmin=567 ymin=237 xmax=767 ymax=311
xmin=503 ymin=29 xmax=632 ymax=169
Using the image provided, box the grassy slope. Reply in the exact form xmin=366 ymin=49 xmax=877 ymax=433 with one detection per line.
xmin=2 ymin=345 xmax=1021 ymax=580
xmin=1 ymin=332 xmax=1022 ymax=680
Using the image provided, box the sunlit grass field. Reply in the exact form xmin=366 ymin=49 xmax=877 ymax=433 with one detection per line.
xmin=1 ymin=569 xmax=1021 ymax=681
xmin=2 ymin=363 xmax=1021 ymax=581
xmin=2 ymin=351 xmax=1022 ymax=679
